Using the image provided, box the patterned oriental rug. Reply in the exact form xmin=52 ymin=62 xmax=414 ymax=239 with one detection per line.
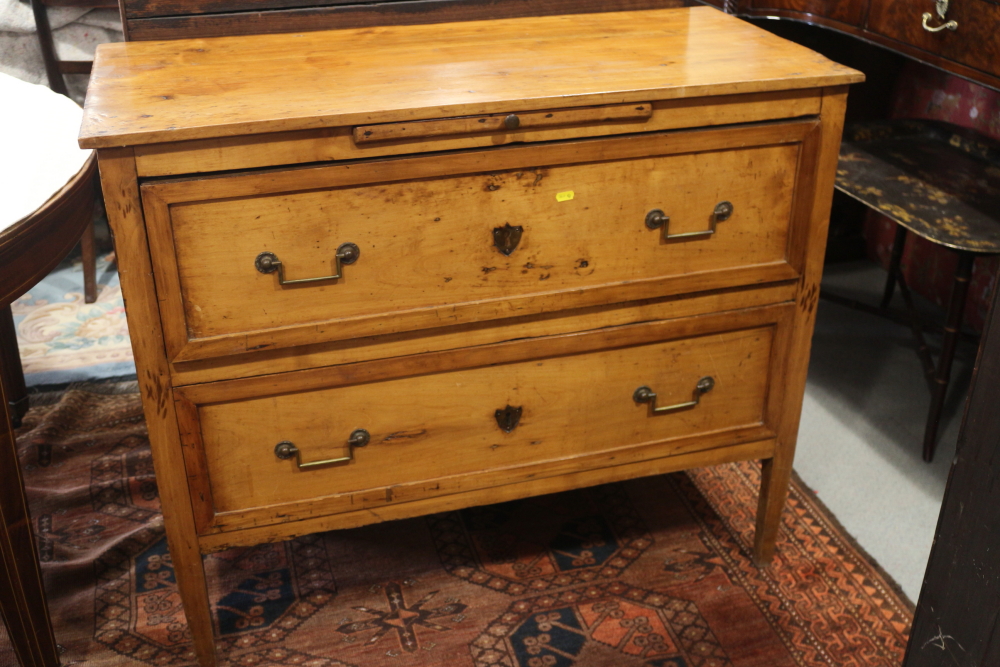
xmin=4 ymin=384 xmax=913 ymax=667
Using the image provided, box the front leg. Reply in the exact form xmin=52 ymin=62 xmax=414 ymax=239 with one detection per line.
xmin=753 ymin=454 xmax=794 ymax=566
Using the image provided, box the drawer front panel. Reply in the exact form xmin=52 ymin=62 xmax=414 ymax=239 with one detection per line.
xmin=145 ymin=122 xmax=814 ymax=362
xmin=181 ymin=305 xmax=791 ymax=533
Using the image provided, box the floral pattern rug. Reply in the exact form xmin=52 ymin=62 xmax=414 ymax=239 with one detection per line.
xmin=12 ymin=252 xmax=135 ymax=385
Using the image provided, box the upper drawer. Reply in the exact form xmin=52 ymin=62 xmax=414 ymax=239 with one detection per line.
xmin=866 ymin=0 xmax=1000 ymax=81
xmin=143 ymin=120 xmax=817 ymax=363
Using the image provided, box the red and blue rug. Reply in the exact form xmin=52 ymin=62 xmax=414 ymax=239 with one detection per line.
xmin=6 ymin=384 xmax=911 ymax=667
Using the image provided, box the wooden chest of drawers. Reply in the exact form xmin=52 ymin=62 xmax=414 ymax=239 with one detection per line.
xmin=80 ymin=8 xmax=861 ymax=664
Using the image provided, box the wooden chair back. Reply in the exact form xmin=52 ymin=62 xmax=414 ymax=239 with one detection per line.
xmin=28 ymin=0 xmax=118 ymax=95
xmin=119 ymin=0 xmax=690 ymax=41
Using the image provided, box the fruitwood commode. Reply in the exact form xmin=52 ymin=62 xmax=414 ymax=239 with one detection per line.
xmin=80 ymin=8 xmax=861 ymax=665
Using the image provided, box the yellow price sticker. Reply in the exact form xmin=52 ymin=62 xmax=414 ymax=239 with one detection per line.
xmin=556 ymin=190 xmax=575 ymax=202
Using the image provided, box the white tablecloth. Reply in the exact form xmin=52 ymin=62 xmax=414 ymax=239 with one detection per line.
xmin=0 ymin=72 xmax=93 ymax=232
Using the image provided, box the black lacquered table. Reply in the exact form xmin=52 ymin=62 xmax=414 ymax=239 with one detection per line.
xmin=832 ymin=119 xmax=1000 ymax=461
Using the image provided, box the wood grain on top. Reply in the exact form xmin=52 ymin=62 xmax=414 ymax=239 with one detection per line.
xmin=79 ymin=7 xmax=862 ymax=148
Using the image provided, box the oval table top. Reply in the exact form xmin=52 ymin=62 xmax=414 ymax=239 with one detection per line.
xmin=0 ymin=73 xmax=98 ymax=306
xmin=835 ymin=119 xmax=1000 ymax=255
xmin=0 ymin=73 xmax=93 ymax=234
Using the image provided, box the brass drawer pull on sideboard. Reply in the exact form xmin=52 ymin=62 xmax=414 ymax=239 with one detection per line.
xmin=274 ymin=429 xmax=370 ymax=469
xmin=922 ymin=0 xmax=958 ymax=32
xmin=255 ymin=243 xmax=360 ymax=285
xmin=645 ymin=201 xmax=734 ymax=241
xmin=633 ymin=376 xmax=715 ymax=414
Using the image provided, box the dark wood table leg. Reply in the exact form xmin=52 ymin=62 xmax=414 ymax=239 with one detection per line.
xmin=923 ymin=251 xmax=975 ymax=462
xmin=880 ymin=223 xmax=907 ymax=310
xmin=896 ymin=271 xmax=937 ymax=389
xmin=80 ymin=222 xmax=97 ymax=305
xmin=0 ymin=306 xmax=28 ymax=429
xmin=29 ymin=0 xmax=68 ymax=98
xmin=0 ymin=350 xmax=60 ymax=667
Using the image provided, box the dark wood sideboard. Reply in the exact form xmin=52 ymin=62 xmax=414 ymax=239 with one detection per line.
xmin=118 ymin=0 xmax=691 ymax=40
xmin=703 ymin=0 xmax=1000 ymax=92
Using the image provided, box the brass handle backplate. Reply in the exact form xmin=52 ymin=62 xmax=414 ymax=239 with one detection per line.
xmin=922 ymin=0 xmax=958 ymax=31
xmin=256 ymin=242 xmax=360 ymax=285
xmin=274 ymin=428 xmax=370 ymax=470
xmin=634 ymin=376 xmax=714 ymax=414
xmin=645 ymin=201 xmax=733 ymax=241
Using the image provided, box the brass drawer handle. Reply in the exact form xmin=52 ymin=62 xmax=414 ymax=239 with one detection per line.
xmin=921 ymin=13 xmax=957 ymax=31
xmin=645 ymin=201 xmax=733 ymax=241
xmin=922 ymin=0 xmax=958 ymax=31
xmin=634 ymin=376 xmax=714 ymax=414
xmin=255 ymin=242 xmax=360 ymax=285
xmin=274 ymin=429 xmax=370 ymax=469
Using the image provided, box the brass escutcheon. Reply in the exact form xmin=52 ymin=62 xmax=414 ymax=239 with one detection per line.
xmin=494 ymin=405 xmax=523 ymax=433
xmin=493 ymin=223 xmax=523 ymax=256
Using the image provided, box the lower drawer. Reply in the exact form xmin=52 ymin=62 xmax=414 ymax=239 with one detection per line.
xmin=176 ymin=304 xmax=792 ymax=536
